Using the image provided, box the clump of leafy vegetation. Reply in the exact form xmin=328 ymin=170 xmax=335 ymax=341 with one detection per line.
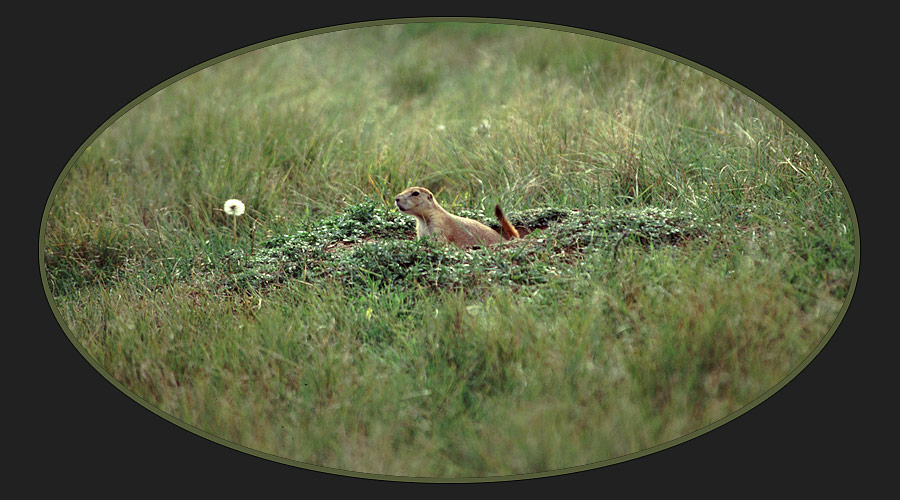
xmin=218 ymin=200 xmax=712 ymax=293
xmin=219 ymin=200 xmax=415 ymax=289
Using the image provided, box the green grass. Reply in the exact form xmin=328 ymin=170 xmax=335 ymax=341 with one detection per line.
xmin=42 ymin=22 xmax=855 ymax=478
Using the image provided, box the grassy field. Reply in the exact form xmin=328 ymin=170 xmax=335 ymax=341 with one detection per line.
xmin=41 ymin=22 xmax=856 ymax=478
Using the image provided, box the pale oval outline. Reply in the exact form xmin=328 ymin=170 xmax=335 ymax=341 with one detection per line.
xmin=38 ymin=16 xmax=861 ymax=483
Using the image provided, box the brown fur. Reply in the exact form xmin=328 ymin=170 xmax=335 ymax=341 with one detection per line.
xmin=394 ymin=186 xmax=519 ymax=248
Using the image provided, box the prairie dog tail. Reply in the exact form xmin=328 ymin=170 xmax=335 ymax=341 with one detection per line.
xmin=494 ymin=204 xmax=520 ymax=240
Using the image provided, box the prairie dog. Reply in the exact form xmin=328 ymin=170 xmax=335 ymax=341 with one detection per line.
xmin=394 ymin=186 xmax=519 ymax=248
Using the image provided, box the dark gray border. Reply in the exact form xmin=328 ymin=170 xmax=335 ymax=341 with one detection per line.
xmin=38 ymin=17 xmax=860 ymax=483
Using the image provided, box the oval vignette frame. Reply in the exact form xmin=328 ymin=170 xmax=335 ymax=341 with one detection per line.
xmin=39 ymin=17 xmax=860 ymax=483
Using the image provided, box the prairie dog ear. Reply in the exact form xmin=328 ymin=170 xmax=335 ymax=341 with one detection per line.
xmin=426 ymin=191 xmax=433 ymax=200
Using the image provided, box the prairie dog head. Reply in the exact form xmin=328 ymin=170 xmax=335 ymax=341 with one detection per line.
xmin=394 ymin=186 xmax=437 ymax=216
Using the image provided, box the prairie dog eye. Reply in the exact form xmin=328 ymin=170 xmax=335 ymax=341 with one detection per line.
xmin=411 ymin=191 xmax=420 ymax=196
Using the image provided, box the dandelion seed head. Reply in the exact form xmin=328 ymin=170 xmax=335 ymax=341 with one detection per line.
xmin=224 ymin=199 xmax=245 ymax=216
xmin=436 ymin=124 xmax=446 ymax=132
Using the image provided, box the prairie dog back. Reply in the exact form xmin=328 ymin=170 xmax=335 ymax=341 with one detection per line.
xmin=394 ymin=187 xmax=518 ymax=248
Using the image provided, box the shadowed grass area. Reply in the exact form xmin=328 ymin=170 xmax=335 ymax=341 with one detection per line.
xmin=43 ymin=22 xmax=854 ymax=478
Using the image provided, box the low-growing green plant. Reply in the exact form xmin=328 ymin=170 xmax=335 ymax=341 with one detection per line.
xmin=214 ymin=200 xmax=716 ymax=294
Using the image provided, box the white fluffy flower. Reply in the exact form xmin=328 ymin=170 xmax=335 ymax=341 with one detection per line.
xmin=223 ymin=199 xmax=245 ymax=216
